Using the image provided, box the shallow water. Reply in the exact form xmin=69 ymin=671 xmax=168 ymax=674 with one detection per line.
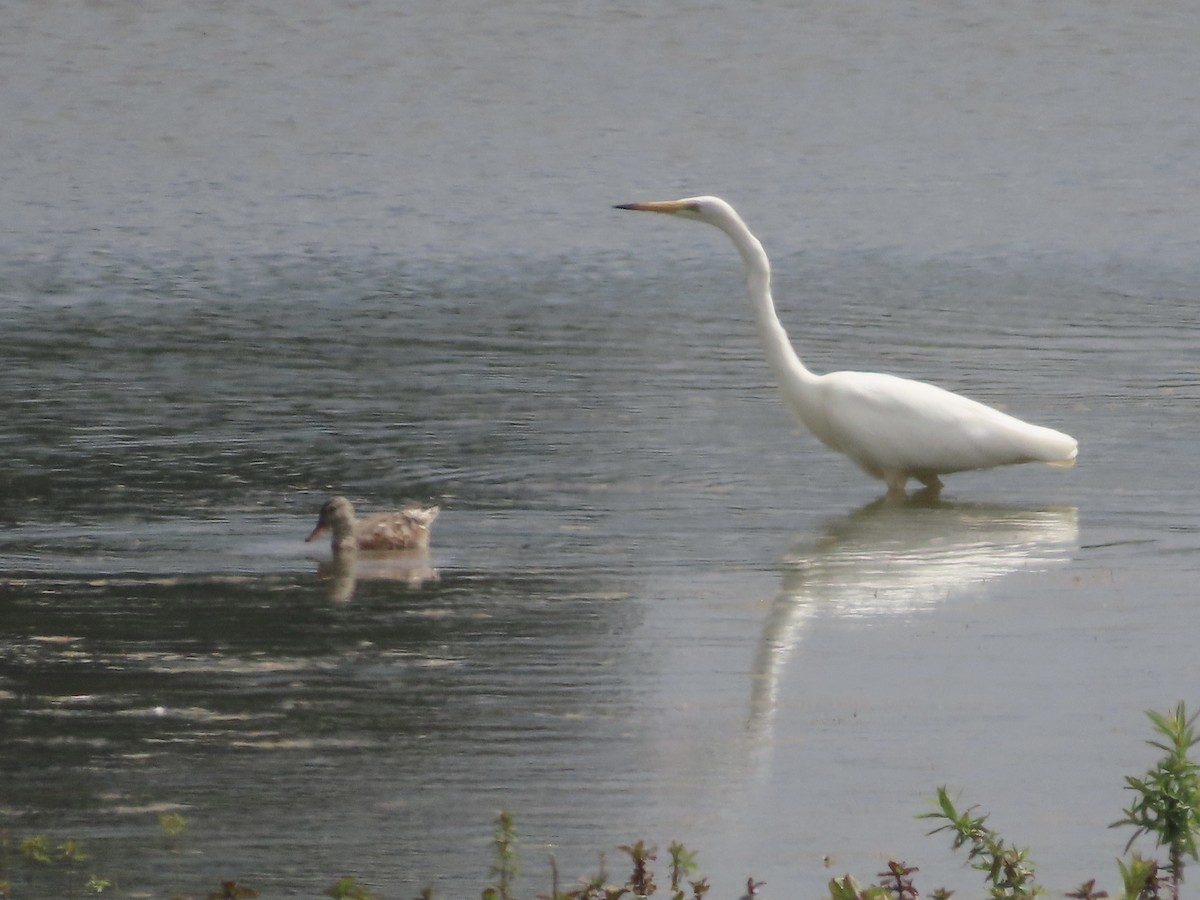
xmin=3 ymin=2 xmax=1200 ymax=898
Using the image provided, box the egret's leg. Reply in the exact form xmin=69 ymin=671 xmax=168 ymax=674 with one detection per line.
xmin=884 ymin=472 xmax=909 ymax=496
xmin=917 ymin=474 xmax=944 ymax=492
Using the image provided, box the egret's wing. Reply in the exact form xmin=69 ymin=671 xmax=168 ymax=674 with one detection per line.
xmin=817 ymin=372 xmax=1076 ymax=475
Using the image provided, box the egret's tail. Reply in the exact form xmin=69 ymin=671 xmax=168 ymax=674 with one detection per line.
xmin=1044 ymin=456 xmax=1076 ymax=468
xmin=1039 ymin=431 xmax=1078 ymax=467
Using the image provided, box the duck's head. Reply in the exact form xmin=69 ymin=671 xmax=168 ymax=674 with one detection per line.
xmin=305 ymin=496 xmax=356 ymax=544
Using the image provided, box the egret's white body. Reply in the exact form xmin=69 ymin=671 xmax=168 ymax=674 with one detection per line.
xmin=616 ymin=196 xmax=1077 ymax=495
xmin=305 ymin=496 xmax=439 ymax=552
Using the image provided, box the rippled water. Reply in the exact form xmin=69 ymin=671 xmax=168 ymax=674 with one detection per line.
xmin=3 ymin=2 xmax=1200 ymax=898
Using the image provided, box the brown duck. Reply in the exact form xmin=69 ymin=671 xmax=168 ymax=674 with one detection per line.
xmin=305 ymin=496 xmax=439 ymax=552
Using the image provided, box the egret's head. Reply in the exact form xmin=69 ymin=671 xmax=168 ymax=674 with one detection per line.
xmin=615 ymin=195 xmax=737 ymax=226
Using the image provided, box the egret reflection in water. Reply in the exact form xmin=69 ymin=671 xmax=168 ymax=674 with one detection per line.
xmin=749 ymin=496 xmax=1079 ymax=732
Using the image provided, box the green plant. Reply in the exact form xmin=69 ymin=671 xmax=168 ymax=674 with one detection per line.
xmin=206 ymin=880 xmax=258 ymax=899
xmin=0 ymin=833 xmax=114 ymax=900
xmin=823 ymin=702 xmax=1197 ymax=900
xmin=158 ymin=812 xmax=188 ymax=839
xmin=618 ymin=841 xmax=656 ymax=897
xmin=540 ymin=851 xmax=618 ymax=900
xmin=665 ymin=842 xmax=694 ymax=899
xmin=1116 ymin=854 xmax=1161 ymax=900
xmin=58 ymin=839 xmax=89 ymax=900
xmin=84 ymin=873 xmax=113 ymax=894
xmin=919 ymin=786 xmax=1043 ymax=899
xmin=327 ymin=875 xmax=376 ymax=899
xmin=827 ymin=873 xmax=893 ymax=900
xmin=483 ymin=810 xmax=521 ymax=900
xmin=877 ymin=862 xmax=919 ymax=900
xmin=1111 ymin=702 xmax=1200 ymax=900
xmin=666 ymin=843 xmax=711 ymax=900
xmin=16 ymin=836 xmax=50 ymax=867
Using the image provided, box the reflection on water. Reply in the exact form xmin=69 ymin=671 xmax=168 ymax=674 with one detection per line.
xmin=316 ymin=549 xmax=440 ymax=603
xmin=749 ymin=497 xmax=1079 ymax=733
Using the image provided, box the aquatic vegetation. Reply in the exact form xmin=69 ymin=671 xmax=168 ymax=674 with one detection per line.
xmin=0 ymin=703 xmax=1195 ymax=899
xmin=831 ymin=703 xmax=1199 ymax=900
xmin=532 ymin=833 xmax=719 ymax=900
xmin=157 ymin=811 xmax=188 ymax=840
xmin=326 ymin=875 xmax=376 ymax=899
xmin=1111 ymin=702 xmax=1200 ymax=900
xmin=482 ymin=809 xmax=520 ymax=900
xmin=918 ymin=787 xmax=1043 ymax=899
xmin=206 ymin=882 xmax=258 ymax=900
xmin=0 ymin=831 xmax=108 ymax=900
xmin=828 ymin=862 xmax=919 ymax=900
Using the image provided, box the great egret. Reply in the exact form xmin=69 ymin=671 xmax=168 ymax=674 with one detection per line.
xmin=615 ymin=196 xmax=1077 ymax=495
xmin=305 ymin=496 xmax=440 ymax=552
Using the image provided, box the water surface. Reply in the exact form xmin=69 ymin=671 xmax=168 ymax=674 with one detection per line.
xmin=2 ymin=2 xmax=1199 ymax=898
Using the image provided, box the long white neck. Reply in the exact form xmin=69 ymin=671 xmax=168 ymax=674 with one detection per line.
xmin=709 ymin=210 xmax=818 ymax=391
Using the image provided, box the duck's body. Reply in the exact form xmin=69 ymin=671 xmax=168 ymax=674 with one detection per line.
xmin=306 ymin=496 xmax=439 ymax=552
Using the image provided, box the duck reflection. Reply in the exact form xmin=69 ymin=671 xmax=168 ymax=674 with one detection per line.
xmin=316 ymin=548 xmax=440 ymax=603
xmin=749 ymin=493 xmax=1078 ymax=732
